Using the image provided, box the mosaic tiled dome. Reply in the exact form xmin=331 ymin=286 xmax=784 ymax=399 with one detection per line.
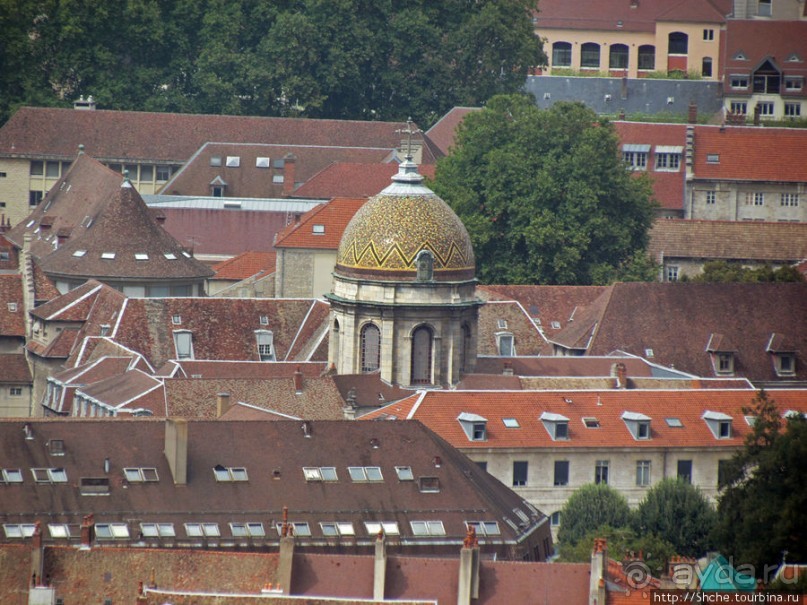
xmin=335 ymin=160 xmax=475 ymax=281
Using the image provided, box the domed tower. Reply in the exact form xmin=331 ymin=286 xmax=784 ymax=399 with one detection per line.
xmin=326 ymin=150 xmax=482 ymax=387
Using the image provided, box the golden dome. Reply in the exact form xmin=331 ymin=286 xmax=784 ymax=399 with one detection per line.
xmin=335 ymin=160 xmax=475 ymax=281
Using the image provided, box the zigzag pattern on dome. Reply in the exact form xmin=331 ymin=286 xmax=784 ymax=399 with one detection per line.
xmin=341 ymin=239 xmax=473 ymax=271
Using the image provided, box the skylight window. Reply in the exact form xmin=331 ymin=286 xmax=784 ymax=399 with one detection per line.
xmin=1 ymin=468 xmax=23 ymax=483
xmin=503 ymin=418 xmax=520 ymax=428
xmin=303 ymin=466 xmax=338 ymax=481
xmin=123 ymin=467 xmax=159 ymax=482
xmin=225 ymin=156 xmax=240 ymax=167
xmin=348 ymin=466 xmax=383 ymax=482
xmin=101 ymin=252 xmax=116 ymax=260
xmin=95 ymin=523 xmax=130 ymax=539
xmin=72 ymin=250 xmax=87 ymax=257
xmin=410 ymin=520 xmax=446 ymax=536
xmin=364 ymin=521 xmax=399 ymax=536
xmin=583 ymin=417 xmax=601 ymax=429
xmin=275 ymin=522 xmax=311 ymax=537
xmin=394 ymin=466 xmax=414 ymax=481
xmin=312 ymin=224 xmax=325 ymax=234
xmin=140 ymin=523 xmax=175 ymax=537
xmin=320 ymin=522 xmax=355 ymax=536
xmin=259 ymin=315 xmax=269 ymax=325
xmin=210 ymin=156 xmax=222 ymax=167
xmin=551 ymin=321 xmax=561 ymax=329
xmin=230 ymin=522 xmax=265 ymax=537
xmin=31 ymin=467 xmax=67 ymax=484
xmin=164 ymin=253 xmax=177 ymax=260
xmin=48 ymin=524 xmax=71 ymax=539
xmin=418 ymin=476 xmax=441 ymax=493
xmin=3 ymin=524 xmax=37 ymax=538
xmin=466 ymin=521 xmax=501 ymax=536
xmin=185 ymin=522 xmax=220 ymax=537
xmin=665 ymin=417 xmax=683 ymax=428
xmin=134 ymin=253 xmax=149 ymax=260
xmin=172 ymin=315 xmax=182 ymax=325
xmin=182 ymin=251 xmax=191 ymax=258
xmin=213 ymin=465 xmax=248 ymax=481
xmin=256 ymin=157 xmax=271 ymax=168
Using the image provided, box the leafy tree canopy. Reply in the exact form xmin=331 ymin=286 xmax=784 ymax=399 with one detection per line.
xmin=0 ymin=0 xmax=545 ymax=126
xmin=558 ymin=482 xmax=631 ymax=546
xmin=431 ymin=95 xmax=657 ymax=285
xmin=687 ymin=261 xmax=805 ymax=283
xmin=715 ymin=390 xmax=807 ymax=575
xmin=633 ymin=478 xmax=717 ymax=558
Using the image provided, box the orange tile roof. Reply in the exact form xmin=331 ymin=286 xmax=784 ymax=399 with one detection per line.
xmin=693 ymin=126 xmax=807 ymax=182
xmin=292 ymin=162 xmax=436 ymax=200
xmin=0 ymin=274 xmax=25 ymax=337
xmin=212 ymin=251 xmax=276 ymax=280
xmin=425 ymin=107 xmax=480 ymax=156
xmin=362 ymin=389 xmax=807 ymax=450
xmin=274 ymin=197 xmax=366 ymax=250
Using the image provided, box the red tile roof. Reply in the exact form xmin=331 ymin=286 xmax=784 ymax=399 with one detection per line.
xmin=275 ymin=198 xmax=366 ymax=250
xmin=0 ymin=354 xmax=31 ymax=382
xmin=362 ymin=388 xmax=807 ymax=450
xmin=0 ymin=274 xmax=24 ymax=337
xmin=693 ymin=126 xmax=807 ymax=182
xmin=213 ymin=251 xmax=276 ymax=280
xmin=425 ymin=107 xmax=480 ymax=157
xmin=292 ymin=162 xmax=435 ymax=199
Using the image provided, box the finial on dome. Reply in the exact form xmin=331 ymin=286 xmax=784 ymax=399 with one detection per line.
xmin=392 ymin=118 xmax=425 ymax=184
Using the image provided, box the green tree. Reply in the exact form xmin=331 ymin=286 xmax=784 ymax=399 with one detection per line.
xmin=633 ymin=478 xmax=717 ymax=558
xmin=432 ymin=95 xmax=656 ymax=285
xmin=558 ymin=483 xmax=631 ymax=546
xmin=715 ymin=390 xmax=807 ymax=575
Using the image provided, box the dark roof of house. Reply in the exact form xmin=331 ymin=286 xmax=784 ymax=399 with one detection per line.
xmin=0 ymin=107 xmax=423 ymax=164
xmin=477 ymin=300 xmax=549 ymax=356
xmin=425 ymin=107 xmax=480 ymax=157
xmin=162 ymin=143 xmax=397 ymax=198
xmin=549 ymin=282 xmax=807 ymax=383
xmin=291 ymin=162 xmax=435 ymax=199
xmin=0 ymin=418 xmax=547 ymax=552
xmin=0 ymin=354 xmax=31 ymax=383
xmin=648 ymin=219 xmax=807 ymax=264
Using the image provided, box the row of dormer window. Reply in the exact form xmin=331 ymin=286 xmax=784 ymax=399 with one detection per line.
xmin=2 ymin=519 xmax=501 ymax=541
xmin=458 ymin=410 xmax=741 ymax=442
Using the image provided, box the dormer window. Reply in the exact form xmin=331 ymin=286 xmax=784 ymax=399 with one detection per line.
xmin=540 ymin=412 xmax=570 ymax=441
xmin=458 ymin=412 xmax=487 ymax=441
xmin=766 ymin=333 xmax=796 ymax=377
xmin=706 ymin=333 xmax=735 ymax=375
xmin=703 ymin=411 xmax=733 ymax=439
xmin=622 ymin=411 xmax=651 ymax=440
xmin=496 ymin=332 xmax=515 ymax=357
xmin=255 ymin=330 xmax=274 ymax=361
xmin=173 ymin=330 xmax=194 ymax=360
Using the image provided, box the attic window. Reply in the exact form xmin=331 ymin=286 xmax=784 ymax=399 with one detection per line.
xmin=72 ymin=250 xmax=87 ymax=257
xmin=164 ymin=253 xmax=177 ymax=260
xmin=496 ymin=333 xmax=515 ymax=357
xmin=255 ymin=330 xmax=275 ymax=361
xmin=312 ymin=224 xmax=325 ymax=235
xmin=123 ymin=467 xmax=159 ymax=482
xmin=210 ymin=156 xmax=222 ymax=167
xmin=786 ymin=53 xmax=801 ymax=63
xmin=185 ymin=523 xmax=220 ymax=537
xmin=773 ymin=353 xmax=796 ymax=376
xmin=275 ymin=522 xmax=311 ymax=537
xmin=665 ymin=417 xmax=683 ymax=428
xmin=48 ymin=524 xmax=72 ymax=539
xmin=645 ymin=348 xmax=654 ymax=358
xmin=7 ymin=302 xmax=17 ymax=312
xmin=3 ymin=524 xmax=36 ymax=538
xmin=80 ymin=477 xmax=110 ymax=495
xmin=703 ymin=411 xmax=733 ymax=439
xmin=348 ymin=466 xmax=383 ymax=482
xmin=707 ymin=154 xmax=720 ymax=164
xmin=466 ymin=521 xmax=501 ymax=536
xmin=551 ymin=321 xmax=561 ymax=329
xmin=213 ymin=465 xmax=248 ymax=481
xmin=320 ymin=522 xmax=355 ymax=536
xmin=32 ymin=467 xmax=67 ymax=483
xmin=225 ymin=156 xmax=240 ymax=167
xmin=256 ymin=157 xmax=270 ymax=168
xmin=173 ymin=330 xmax=194 ymax=360
xmin=418 ymin=476 xmax=441 ymax=493
xmin=95 ymin=523 xmax=130 ymax=539
xmin=259 ymin=315 xmax=269 ymax=325
xmin=733 ymin=52 xmax=747 ymax=61
xmin=622 ymin=411 xmax=652 ymax=440
xmin=182 ymin=251 xmax=191 ymax=258
xmin=100 ymin=324 xmax=110 ymax=336
xmin=140 ymin=523 xmax=175 ymax=537
xmin=457 ymin=412 xmax=487 ymax=441
xmin=303 ymin=466 xmax=338 ymax=481
xmin=497 ymin=319 xmax=508 ymax=329
xmin=503 ymin=417 xmax=520 ymax=428
xmin=1 ymin=468 xmax=23 ymax=483
xmin=364 ymin=521 xmax=400 ymax=536
xmin=395 ymin=466 xmax=414 ymax=481
xmin=230 ymin=522 xmax=265 ymax=537
xmin=48 ymin=439 xmax=65 ymax=455
xmin=172 ymin=315 xmax=182 ymax=325
xmin=134 ymin=253 xmax=148 ymax=261
xmin=410 ymin=520 xmax=446 ymax=536
xmin=540 ymin=412 xmax=570 ymax=441
xmin=583 ymin=417 xmax=601 ymax=429
xmin=101 ymin=252 xmax=115 ymax=260
xmin=273 ymin=174 xmax=284 ymax=183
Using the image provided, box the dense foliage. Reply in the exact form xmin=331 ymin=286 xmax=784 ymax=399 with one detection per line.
xmin=715 ymin=390 xmax=807 ymax=575
xmin=0 ymin=0 xmax=545 ymax=126
xmin=633 ymin=478 xmax=717 ymax=558
xmin=687 ymin=261 xmax=805 ymax=283
xmin=431 ymin=95 xmax=656 ymax=285
xmin=558 ymin=483 xmax=631 ymax=546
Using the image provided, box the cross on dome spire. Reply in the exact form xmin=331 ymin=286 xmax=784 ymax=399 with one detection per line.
xmin=395 ymin=117 xmax=422 ymax=161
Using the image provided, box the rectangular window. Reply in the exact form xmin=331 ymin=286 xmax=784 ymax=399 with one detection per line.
xmin=581 ymin=44 xmax=600 ymax=68
xmin=185 ymin=522 xmax=220 ymax=537
xmin=364 ymin=521 xmax=399 ymax=536
xmin=706 ymin=191 xmax=716 ymax=205
xmin=348 ymin=466 xmax=383 ymax=482
xmin=466 ymin=521 xmax=500 ymax=536
xmin=395 ymin=466 xmax=414 ymax=481
xmin=29 ymin=190 xmax=44 ymax=206
xmin=677 ymin=459 xmax=693 ymax=483
xmin=636 ymin=460 xmax=651 ymax=486
xmin=45 ymin=161 xmax=60 ymax=178
xmin=717 ymin=460 xmax=731 ymax=488
xmin=785 ymin=103 xmax=801 ymax=118
xmin=666 ymin=266 xmax=679 ymax=282
xmin=746 ymin=192 xmax=765 ymax=206
xmin=95 ymin=523 xmax=130 ymax=540
xmin=730 ymin=101 xmax=747 ymax=115
xmin=9 ymin=387 xmax=23 ymax=397
xmin=32 ymin=467 xmax=67 ymax=483
xmin=552 ymin=44 xmax=572 ymax=67
xmin=156 ymin=165 xmax=171 ymax=181
xmin=230 ymin=522 xmax=265 ymax=537
xmin=553 ymin=460 xmax=569 ymax=486
xmin=512 ymin=461 xmax=528 ymax=487
xmin=595 ymin=460 xmax=609 ymax=485
xmin=497 ymin=333 xmax=514 ymax=356
xmin=703 ymin=29 xmax=714 ymax=41
xmin=730 ymin=76 xmax=749 ymax=89
xmin=320 ymin=521 xmax=355 ymax=536
xmin=303 ymin=466 xmax=338 ymax=481
xmin=758 ymin=0 xmax=772 ymax=16
xmin=2 ymin=468 xmax=24 ymax=483
xmin=213 ymin=466 xmax=248 ymax=482
xmin=173 ymin=331 xmax=193 ymax=360
xmin=758 ymin=102 xmax=774 ymax=116
xmin=3 ymin=524 xmax=37 ymax=538
xmin=655 ymin=153 xmax=681 ymax=171
xmin=623 ymin=151 xmax=648 ymax=170
xmin=30 ymin=161 xmax=44 ymax=176
xmin=140 ymin=523 xmax=175 ymax=537
xmin=140 ymin=165 xmax=154 ymax=181
xmin=256 ymin=330 xmax=274 ymax=361
xmin=410 ymin=520 xmax=446 ymax=536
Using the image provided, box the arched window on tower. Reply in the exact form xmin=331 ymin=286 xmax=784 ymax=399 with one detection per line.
xmin=332 ymin=319 xmax=340 ymax=367
xmin=360 ymin=323 xmax=381 ymax=373
xmin=411 ymin=325 xmax=433 ymax=385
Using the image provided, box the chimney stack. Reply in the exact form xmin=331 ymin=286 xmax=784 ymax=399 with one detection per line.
xmin=30 ymin=522 xmax=44 ymax=584
xmin=612 ymin=363 xmax=628 ymax=389
xmin=589 ymin=538 xmax=607 ymax=605
xmin=373 ymin=531 xmax=387 ymax=600
xmin=502 ymin=361 xmax=513 ymax=376
xmin=216 ymin=392 xmax=231 ymax=418
xmin=277 ymin=507 xmax=295 ymax=594
xmin=80 ymin=513 xmax=95 ymax=550
xmin=282 ymin=154 xmax=297 ymax=196
xmin=457 ymin=528 xmax=480 ymax=605
xmin=164 ymin=419 xmax=188 ymax=485
xmin=688 ymin=102 xmax=698 ymax=124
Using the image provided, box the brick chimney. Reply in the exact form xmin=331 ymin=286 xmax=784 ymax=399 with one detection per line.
xmin=373 ymin=530 xmax=387 ymax=600
xmin=688 ymin=102 xmax=698 ymax=124
xmin=282 ymin=154 xmax=297 ymax=196
xmin=164 ymin=419 xmax=188 ymax=485
xmin=590 ymin=538 xmax=607 ymax=605
xmin=80 ymin=513 xmax=95 ymax=549
xmin=293 ymin=367 xmax=303 ymax=394
xmin=612 ymin=363 xmax=627 ymax=389
xmin=216 ymin=392 xmax=231 ymax=418
xmin=457 ymin=527 xmax=480 ymax=605
xmin=277 ymin=507 xmax=295 ymax=594
xmin=30 ymin=521 xmax=44 ymax=585
xmin=502 ymin=361 xmax=513 ymax=376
